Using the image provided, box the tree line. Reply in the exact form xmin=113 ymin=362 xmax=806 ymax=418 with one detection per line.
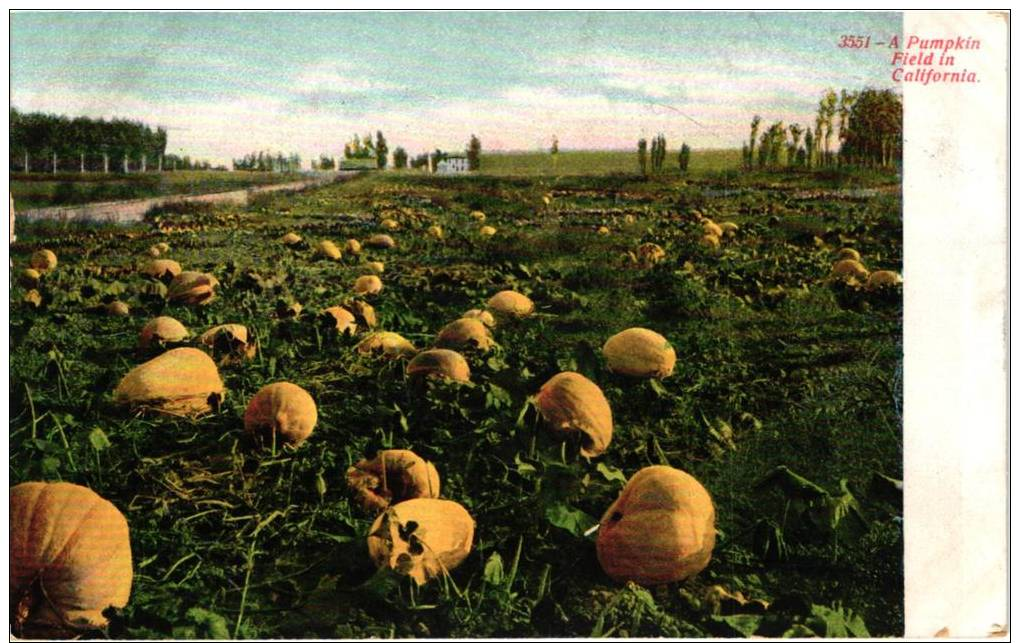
xmin=636 ymin=133 xmax=692 ymax=177
xmin=742 ymin=88 xmax=901 ymax=171
xmin=8 ymin=108 xmax=193 ymax=174
xmin=232 ymin=151 xmax=303 ymax=172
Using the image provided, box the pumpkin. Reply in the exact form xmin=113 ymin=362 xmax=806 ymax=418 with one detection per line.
xmin=719 ymin=222 xmax=739 ymax=237
xmin=168 ymin=271 xmax=218 ymax=305
xmin=356 ymin=332 xmax=417 ymax=358
xmin=114 ymin=347 xmax=224 ymax=417
xmin=23 ymin=289 xmax=42 ymax=308
xmin=139 ymin=316 xmax=189 ymax=349
xmin=700 ymin=234 xmax=720 ymax=250
xmin=367 ymin=498 xmax=474 ymax=585
xmin=346 ymin=449 xmax=441 ymax=512
xmin=276 ymin=300 xmax=303 ymax=319
xmin=345 ymin=238 xmax=362 ymax=255
xmin=362 ymin=261 xmax=385 ymax=275
xmin=624 ymin=214 xmax=636 ymax=224
xmin=344 ymin=299 xmax=378 ymax=329
xmin=597 ymin=226 xmax=610 ymax=235
xmin=147 ymin=245 xmax=161 ymax=258
xmin=381 ymin=218 xmax=399 ymax=230
xmin=534 ymin=372 xmax=613 ymax=457
xmin=20 ymin=268 xmax=41 ymax=288
xmin=830 ymin=259 xmax=869 ymax=282
xmin=10 ymin=482 xmax=132 ymax=637
xmin=365 ymin=234 xmax=396 ymax=249
xmin=406 ymin=349 xmax=471 ymax=383
xmin=603 ymin=328 xmax=676 ymax=378
xmin=435 ymin=318 xmax=494 ymax=352
xmin=244 ymin=382 xmax=318 ymax=447
xmin=702 ymin=221 xmax=723 ymax=237
xmin=469 ymin=210 xmax=486 ymax=221
xmin=199 ymin=324 xmax=257 ymax=363
xmin=596 ymin=465 xmax=715 ymax=586
xmin=316 ymin=240 xmax=342 ymax=260
xmin=836 ymin=248 xmax=861 ymax=262
xmin=866 ymin=270 xmax=903 ymax=290
xmin=479 ymin=225 xmax=497 ymax=237
xmin=321 ymin=306 xmax=358 ymax=336
xmin=30 ymin=249 xmax=58 ymax=272
xmin=281 ymin=232 xmax=302 ymax=245
xmin=354 ymin=275 xmax=383 ymax=296
xmin=155 ymin=242 xmax=170 ymax=253
xmin=142 ymin=259 xmax=182 ymax=282
xmin=462 ymin=308 xmax=496 ymax=329
xmin=105 ymin=301 xmax=131 ymax=317
xmin=427 ymin=225 xmax=444 ymax=239
xmin=636 ymin=243 xmax=666 ymax=267
xmin=486 ymin=290 xmax=534 ymax=319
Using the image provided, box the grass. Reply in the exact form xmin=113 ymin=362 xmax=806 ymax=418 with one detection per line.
xmin=10 ymin=167 xmax=902 ymax=638
xmin=476 ymin=149 xmax=743 ymax=176
xmin=10 ymin=170 xmax=308 ymax=210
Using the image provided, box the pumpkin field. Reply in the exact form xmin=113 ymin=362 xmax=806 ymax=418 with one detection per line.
xmin=9 ymin=167 xmax=903 ymax=638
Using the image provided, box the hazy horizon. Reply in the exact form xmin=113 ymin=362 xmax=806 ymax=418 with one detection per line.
xmin=11 ymin=11 xmax=901 ymax=168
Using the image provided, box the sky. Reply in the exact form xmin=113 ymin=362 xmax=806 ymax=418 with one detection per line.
xmin=10 ymin=11 xmax=901 ymax=167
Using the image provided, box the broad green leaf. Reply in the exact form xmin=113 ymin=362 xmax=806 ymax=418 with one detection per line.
xmin=596 ymin=462 xmax=627 ymax=485
xmin=710 ymin=614 xmax=763 ymax=637
xmin=545 ymin=502 xmax=596 ymax=537
xmin=483 ymin=552 xmax=504 ymax=585
xmin=88 ymin=427 xmax=111 ymax=451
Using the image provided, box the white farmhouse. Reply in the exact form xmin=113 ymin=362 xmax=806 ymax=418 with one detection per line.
xmin=436 ymin=155 xmax=470 ymax=174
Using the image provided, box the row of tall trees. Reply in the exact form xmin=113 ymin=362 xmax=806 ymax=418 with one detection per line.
xmin=232 ymin=151 xmax=302 ymax=172
xmin=342 ymin=131 xmax=388 ymax=169
xmin=10 ymin=108 xmax=178 ymax=174
xmin=637 ymin=134 xmax=692 ymax=177
xmin=742 ymin=88 xmax=901 ymax=170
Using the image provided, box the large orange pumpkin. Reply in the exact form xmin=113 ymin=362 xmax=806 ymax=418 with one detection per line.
xmin=244 ymin=382 xmax=318 ymax=447
xmin=139 ymin=316 xmax=189 ymax=350
xmin=356 ymin=332 xmax=416 ymax=358
xmin=168 ymin=271 xmax=219 ymax=306
xmin=367 ymin=498 xmax=474 ymax=585
xmin=10 ymin=482 xmax=132 ymax=637
xmin=602 ymin=328 xmax=676 ymax=378
xmin=29 ymin=249 xmax=58 ymax=273
xmin=596 ymin=466 xmax=715 ymax=586
xmin=486 ymin=290 xmax=534 ymax=319
xmin=435 ymin=318 xmax=494 ymax=352
xmin=346 ymin=449 xmax=441 ymax=512
xmin=114 ymin=347 xmax=224 ymax=417
xmin=199 ymin=324 xmax=257 ymax=364
xmin=534 ymin=372 xmax=613 ymax=457
xmin=406 ymin=349 xmax=471 ymax=382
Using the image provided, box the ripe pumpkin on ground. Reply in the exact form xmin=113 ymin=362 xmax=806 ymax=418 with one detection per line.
xmin=362 ymin=261 xmax=385 ymax=275
xmin=866 ymin=270 xmax=903 ymax=290
xmin=597 ymin=226 xmax=610 ymax=235
xmin=316 ymin=240 xmax=342 ymax=260
xmin=836 ymin=247 xmax=861 ymax=262
xmin=381 ymin=218 xmax=400 ymax=230
xmin=367 ymin=498 xmax=475 ymax=586
xmin=406 ymin=349 xmax=471 ymax=382
xmin=596 ymin=466 xmax=715 ymax=586
xmin=244 ymin=382 xmax=318 ymax=448
xmin=427 ymin=225 xmax=444 ymax=239
xmin=719 ymin=222 xmax=739 ymax=237
xmin=105 ymin=301 xmax=131 ymax=317
xmin=280 ymin=232 xmax=302 ymax=246
xmin=603 ymin=328 xmax=676 ymax=378
xmin=345 ymin=238 xmax=362 ymax=255
xmin=30 ymin=249 xmax=58 ymax=272
xmin=10 ymin=482 xmax=133 ymax=638
xmin=168 ymin=271 xmax=219 ymax=306
xmin=702 ymin=221 xmax=723 ymax=238
xmin=469 ymin=210 xmax=486 ymax=221
xmin=535 ymin=372 xmax=613 ymax=457
xmin=354 ymin=274 xmax=383 ymax=296
xmin=365 ymin=234 xmax=396 ymax=249
xmin=486 ymin=290 xmax=534 ymax=319
xmin=356 ymin=332 xmax=416 ymax=358
xmin=199 ymin=324 xmax=257 ymax=363
xmin=346 ymin=449 xmax=441 ymax=512
xmin=636 ymin=242 xmax=666 ymax=267
xmin=139 ymin=316 xmax=189 ymax=350
xmin=344 ymin=299 xmax=378 ymax=329
xmin=20 ymin=268 xmax=40 ymax=288
xmin=435 ymin=318 xmax=494 ymax=352
xmin=830 ymin=259 xmax=869 ymax=283
xmin=700 ymin=234 xmax=720 ymax=250
xmin=114 ymin=347 xmax=224 ymax=417
xmin=142 ymin=259 xmax=182 ymax=282
xmin=479 ymin=225 xmax=497 ymax=237
xmin=321 ymin=306 xmax=358 ymax=336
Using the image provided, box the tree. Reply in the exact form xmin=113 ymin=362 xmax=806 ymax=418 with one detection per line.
xmin=375 ymin=131 xmax=388 ymax=169
xmin=788 ymin=124 xmax=803 ymax=168
xmin=819 ymin=89 xmax=838 ymax=166
xmin=466 ymin=135 xmax=481 ymax=171
xmin=393 ymin=147 xmax=408 ymax=169
xmin=836 ymin=89 xmax=857 ymax=166
xmin=637 ymin=138 xmax=648 ymax=177
xmin=678 ymin=143 xmax=691 ymax=173
xmin=840 ymin=88 xmax=902 ymax=168
xmin=803 ymin=127 xmax=814 ymax=169
xmin=748 ymin=115 xmax=762 ymax=170
xmin=650 ymin=134 xmax=666 ymax=174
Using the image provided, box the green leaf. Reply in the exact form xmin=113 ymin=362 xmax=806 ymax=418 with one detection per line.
xmin=514 ymin=453 xmax=537 ymax=478
xmin=807 ymin=603 xmax=870 ymax=638
xmin=545 ymin=502 xmax=596 ymax=538
xmin=595 ymin=462 xmax=627 ymax=485
xmin=483 ymin=552 xmax=504 ymax=585
xmin=41 ymin=457 xmax=61 ymax=477
xmin=88 ymin=427 xmax=111 ymax=451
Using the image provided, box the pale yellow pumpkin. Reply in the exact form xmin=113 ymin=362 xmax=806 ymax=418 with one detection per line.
xmin=244 ymin=382 xmax=318 ymax=447
xmin=114 ymin=347 xmax=224 ymax=417
xmin=346 ymin=449 xmax=441 ymax=512
xmin=603 ymin=328 xmax=676 ymax=378
xmin=406 ymin=349 xmax=471 ymax=383
xmin=367 ymin=498 xmax=475 ymax=585
xmin=535 ymin=372 xmax=613 ymax=457
xmin=435 ymin=318 xmax=494 ymax=352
